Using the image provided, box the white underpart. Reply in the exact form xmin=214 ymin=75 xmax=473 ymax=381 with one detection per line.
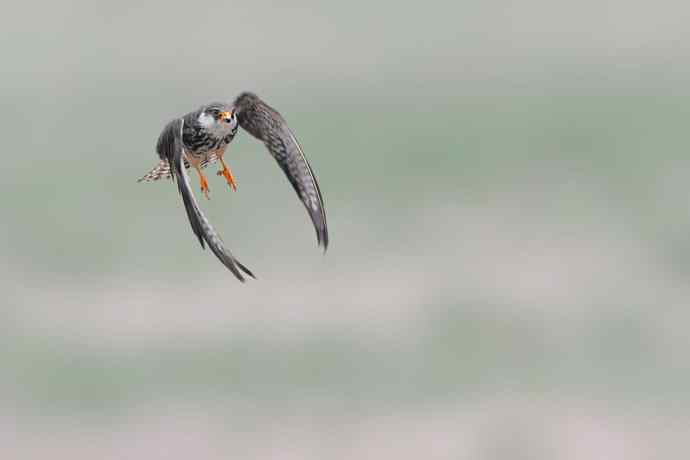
xmin=197 ymin=111 xmax=236 ymax=138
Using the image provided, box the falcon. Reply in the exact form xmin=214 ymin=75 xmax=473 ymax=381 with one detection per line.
xmin=139 ymin=92 xmax=328 ymax=281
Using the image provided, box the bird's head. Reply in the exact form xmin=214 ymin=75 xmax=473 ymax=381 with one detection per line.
xmin=197 ymin=102 xmax=237 ymax=135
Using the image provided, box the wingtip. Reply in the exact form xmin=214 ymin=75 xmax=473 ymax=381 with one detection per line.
xmin=236 ymin=260 xmax=257 ymax=280
xmin=317 ymin=228 xmax=329 ymax=253
xmin=223 ymin=263 xmax=246 ymax=282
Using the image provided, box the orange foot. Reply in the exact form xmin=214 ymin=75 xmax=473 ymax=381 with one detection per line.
xmin=198 ymin=172 xmax=210 ymax=199
xmin=217 ymin=159 xmax=238 ymax=191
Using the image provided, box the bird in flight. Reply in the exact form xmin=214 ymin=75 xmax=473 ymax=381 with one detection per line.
xmin=139 ymin=92 xmax=328 ymax=281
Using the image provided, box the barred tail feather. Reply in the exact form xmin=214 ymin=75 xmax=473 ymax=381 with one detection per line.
xmin=138 ymin=153 xmax=219 ymax=183
xmin=138 ymin=159 xmax=172 ymax=182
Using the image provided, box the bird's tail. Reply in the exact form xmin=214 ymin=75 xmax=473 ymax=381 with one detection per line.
xmin=138 ymin=159 xmax=172 ymax=182
xmin=138 ymin=153 xmax=219 ymax=183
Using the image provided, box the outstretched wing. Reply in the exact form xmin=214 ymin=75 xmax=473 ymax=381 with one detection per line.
xmin=157 ymin=118 xmax=255 ymax=281
xmin=234 ymin=92 xmax=328 ymax=250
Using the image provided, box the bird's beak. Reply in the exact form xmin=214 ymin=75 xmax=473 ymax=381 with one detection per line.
xmin=220 ymin=111 xmax=233 ymax=122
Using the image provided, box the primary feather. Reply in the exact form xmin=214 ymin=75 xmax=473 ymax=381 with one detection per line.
xmin=158 ymin=118 xmax=254 ymax=281
xmin=234 ymin=92 xmax=329 ymax=249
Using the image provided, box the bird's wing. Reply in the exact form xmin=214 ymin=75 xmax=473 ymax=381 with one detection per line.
xmin=158 ymin=118 xmax=255 ymax=281
xmin=234 ymin=92 xmax=328 ymax=250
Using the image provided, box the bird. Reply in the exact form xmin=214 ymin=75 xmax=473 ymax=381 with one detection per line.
xmin=138 ymin=92 xmax=328 ymax=281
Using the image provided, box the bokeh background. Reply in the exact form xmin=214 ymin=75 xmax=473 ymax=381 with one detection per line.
xmin=1 ymin=1 xmax=689 ymax=458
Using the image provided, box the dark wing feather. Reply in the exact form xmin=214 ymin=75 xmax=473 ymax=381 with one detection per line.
xmin=157 ymin=118 xmax=255 ymax=281
xmin=234 ymin=92 xmax=328 ymax=250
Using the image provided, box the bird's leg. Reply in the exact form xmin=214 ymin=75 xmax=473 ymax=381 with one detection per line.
xmin=217 ymin=157 xmax=238 ymax=191
xmin=195 ymin=166 xmax=210 ymax=199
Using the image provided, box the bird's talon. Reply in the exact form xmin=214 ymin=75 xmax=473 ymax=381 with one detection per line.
xmin=218 ymin=157 xmax=238 ymax=191
xmin=199 ymin=174 xmax=210 ymax=199
xmin=219 ymin=165 xmax=238 ymax=191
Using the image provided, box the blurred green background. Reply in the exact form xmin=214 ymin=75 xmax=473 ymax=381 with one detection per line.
xmin=1 ymin=1 xmax=689 ymax=458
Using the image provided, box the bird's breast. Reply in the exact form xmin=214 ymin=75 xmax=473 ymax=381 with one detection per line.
xmin=183 ymin=128 xmax=236 ymax=158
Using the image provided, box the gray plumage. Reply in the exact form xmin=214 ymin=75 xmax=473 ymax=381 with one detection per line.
xmin=142 ymin=93 xmax=328 ymax=280
xmin=233 ymin=92 xmax=328 ymax=249
xmin=157 ymin=117 xmax=254 ymax=281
